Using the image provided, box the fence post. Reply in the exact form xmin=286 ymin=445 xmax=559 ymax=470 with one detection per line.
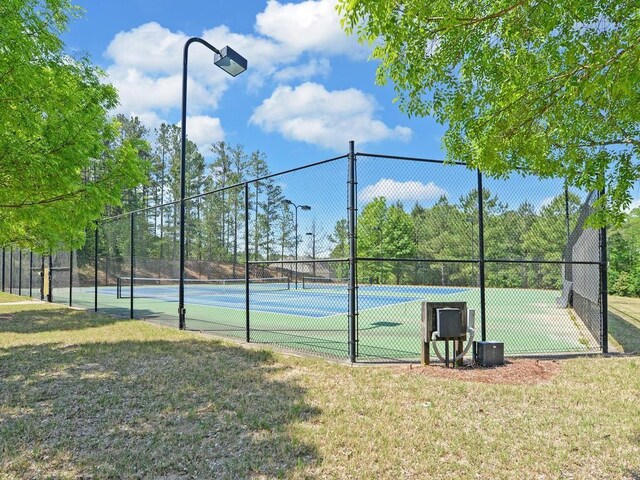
xmin=9 ymin=249 xmax=13 ymax=294
xmin=599 ymin=189 xmax=608 ymax=354
xmin=69 ymin=250 xmax=73 ymax=307
xmin=47 ymin=254 xmax=53 ymax=302
xmin=10 ymin=248 xmax=15 ymax=295
xmin=18 ymin=250 xmax=22 ymax=296
xmin=477 ymin=169 xmax=487 ymax=341
xmin=29 ymin=252 xmax=33 ymax=298
xmin=130 ymin=212 xmax=135 ymax=320
xmin=1 ymin=247 xmax=4 ymax=292
xmin=564 ymin=183 xmax=571 ymax=243
xmin=40 ymin=256 xmax=45 ymax=301
xmin=245 ymin=183 xmax=251 ymax=343
xmin=94 ymin=225 xmax=99 ymax=312
xmin=348 ymin=141 xmax=358 ymax=362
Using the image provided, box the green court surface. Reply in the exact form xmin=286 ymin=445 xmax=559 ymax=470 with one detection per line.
xmin=65 ymin=284 xmax=600 ymax=361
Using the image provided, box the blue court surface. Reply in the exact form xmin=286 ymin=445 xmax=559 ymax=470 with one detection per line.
xmin=95 ymin=284 xmax=467 ymax=318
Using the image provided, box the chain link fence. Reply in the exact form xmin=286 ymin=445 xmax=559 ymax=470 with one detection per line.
xmin=1 ymin=145 xmax=607 ymax=361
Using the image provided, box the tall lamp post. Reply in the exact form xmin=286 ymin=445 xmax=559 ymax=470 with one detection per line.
xmin=467 ymin=215 xmax=476 ymax=287
xmin=305 ymin=232 xmax=316 ymax=278
xmin=374 ymin=226 xmax=383 ymax=284
xmin=282 ymin=199 xmax=311 ymax=288
xmin=179 ymin=39 xmax=247 ymax=330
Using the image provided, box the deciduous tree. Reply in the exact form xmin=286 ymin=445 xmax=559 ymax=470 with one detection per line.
xmin=338 ymin=0 xmax=639 ymax=225
xmin=0 ymin=0 xmax=148 ymax=251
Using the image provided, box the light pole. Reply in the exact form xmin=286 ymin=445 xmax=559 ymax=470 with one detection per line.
xmin=374 ymin=226 xmax=383 ymax=284
xmin=305 ymin=232 xmax=316 ymax=278
xmin=468 ymin=215 xmax=477 ymax=287
xmin=282 ymin=199 xmax=311 ymax=288
xmin=179 ymin=39 xmax=247 ymax=330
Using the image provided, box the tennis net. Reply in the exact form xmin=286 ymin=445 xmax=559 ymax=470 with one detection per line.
xmin=301 ymin=276 xmax=348 ymax=289
xmin=116 ymin=276 xmax=290 ymax=299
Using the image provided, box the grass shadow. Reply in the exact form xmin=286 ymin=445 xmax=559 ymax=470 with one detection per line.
xmin=0 ymin=307 xmax=133 ymax=334
xmin=0 ymin=334 xmax=320 ymax=478
xmin=608 ymin=311 xmax=640 ymax=354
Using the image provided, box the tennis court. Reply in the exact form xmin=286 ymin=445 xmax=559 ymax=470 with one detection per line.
xmin=68 ymin=277 xmax=599 ymax=361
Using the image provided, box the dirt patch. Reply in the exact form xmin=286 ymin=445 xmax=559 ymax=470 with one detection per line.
xmin=401 ymin=358 xmax=561 ymax=385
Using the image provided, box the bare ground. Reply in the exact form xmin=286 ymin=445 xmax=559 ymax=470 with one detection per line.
xmin=400 ymin=358 xmax=561 ymax=385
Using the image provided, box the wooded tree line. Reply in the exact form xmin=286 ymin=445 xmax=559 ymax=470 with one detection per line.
xmin=83 ymin=114 xmax=638 ymax=297
xmin=65 ymin=110 xmax=638 ymax=298
xmin=608 ymin=209 xmax=640 ymax=297
xmin=83 ymin=116 xmax=298 ymax=278
xmin=329 ymin=191 xmax=591 ymax=290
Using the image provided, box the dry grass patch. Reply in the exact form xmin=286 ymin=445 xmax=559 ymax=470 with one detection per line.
xmin=399 ymin=358 xmax=561 ymax=385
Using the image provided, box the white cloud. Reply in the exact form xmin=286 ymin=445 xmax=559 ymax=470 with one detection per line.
xmin=100 ymin=1 xmax=374 ymax=152
xmin=250 ymin=82 xmax=412 ymax=150
xmin=184 ymin=115 xmax=224 ymax=153
xmin=273 ymin=58 xmax=331 ymax=83
xmin=627 ymin=197 xmax=640 ymax=211
xmin=129 ymin=110 xmax=166 ymax=133
xmin=104 ymin=22 xmax=235 ymax=115
xmin=537 ymin=195 xmax=556 ymax=212
xmin=108 ymin=68 xmax=182 ymax=112
xmin=359 ymin=179 xmax=447 ymax=204
xmin=108 ymin=65 xmax=225 ymax=117
xmin=255 ymin=0 xmax=368 ymax=58
xmin=105 ymin=22 xmax=184 ymax=74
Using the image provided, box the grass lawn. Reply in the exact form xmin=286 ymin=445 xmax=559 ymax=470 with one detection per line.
xmin=0 ymin=292 xmax=36 ymax=303
xmin=608 ymin=295 xmax=640 ymax=353
xmin=0 ymin=292 xmax=639 ymax=479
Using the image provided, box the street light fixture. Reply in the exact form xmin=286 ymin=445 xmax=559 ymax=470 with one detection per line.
xmin=213 ymin=46 xmax=248 ymax=76
xmin=281 ymin=199 xmax=311 ymax=288
xmin=179 ymin=38 xmax=247 ymax=330
xmin=305 ymin=232 xmax=316 ymax=278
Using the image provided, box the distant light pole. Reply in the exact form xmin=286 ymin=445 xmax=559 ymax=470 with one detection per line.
xmin=282 ymin=199 xmax=311 ymax=288
xmin=468 ymin=215 xmax=476 ymax=287
xmin=179 ymin=38 xmax=247 ymax=330
xmin=374 ymin=226 xmax=383 ymax=284
xmin=306 ymin=232 xmax=316 ymax=277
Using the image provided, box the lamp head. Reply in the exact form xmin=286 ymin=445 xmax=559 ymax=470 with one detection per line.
xmin=214 ymin=46 xmax=248 ymax=77
xmin=300 ymin=205 xmax=311 ymax=211
xmin=281 ymin=199 xmax=292 ymax=206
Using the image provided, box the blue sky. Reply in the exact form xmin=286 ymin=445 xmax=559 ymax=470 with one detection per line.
xmin=60 ymin=0 xmax=638 ymax=247
xmin=62 ymin=0 xmax=444 ymax=164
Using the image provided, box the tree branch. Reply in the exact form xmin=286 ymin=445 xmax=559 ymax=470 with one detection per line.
xmin=0 ymin=188 xmax=88 ymax=208
xmin=427 ymin=0 xmax=530 ymax=35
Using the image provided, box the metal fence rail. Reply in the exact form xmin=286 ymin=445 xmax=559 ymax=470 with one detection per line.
xmin=1 ymin=144 xmax=607 ymax=361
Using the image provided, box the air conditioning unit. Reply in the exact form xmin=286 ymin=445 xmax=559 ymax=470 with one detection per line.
xmin=475 ymin=341 xmax=504 ymax=367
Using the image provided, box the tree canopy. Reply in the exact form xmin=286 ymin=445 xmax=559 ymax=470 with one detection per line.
xmin=0 ymin=0 xmax=148 ymax=252
xmin=608 ymin=208 xmax=640 ymax=296
xmin=337 ymin=0 xmax=640 ymax=225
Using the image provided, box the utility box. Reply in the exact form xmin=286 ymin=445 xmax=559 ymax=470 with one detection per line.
xmin=436 ymin=308 xmax=463 ymax=338
xmin=475 ymin=341 xmax=504 ymax=367
xmin=421 ymin=301 xmax=467 ymax=365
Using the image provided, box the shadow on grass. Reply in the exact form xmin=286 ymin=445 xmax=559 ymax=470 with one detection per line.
xmin=0 ymin=336 xmax=320 ymax=478
xmin=0 ymin=308 xmax=137 ymax=334
xmin=608 ymin=311 xmax=640 ymax=354
xmin=0 ymin=306 xmax=173 ymax=334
